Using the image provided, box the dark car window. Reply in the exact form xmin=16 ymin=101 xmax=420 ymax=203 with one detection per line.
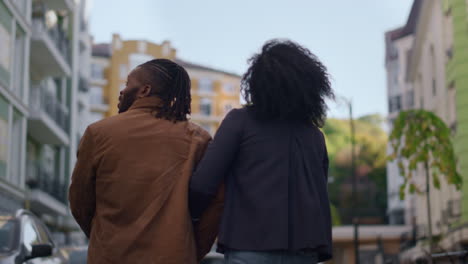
xmin=0 ymin=217 xmax=19 ymax=254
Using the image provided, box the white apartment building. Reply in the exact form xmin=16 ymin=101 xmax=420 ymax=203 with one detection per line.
xmin=0 ymin=0 xmax=91 ymax=243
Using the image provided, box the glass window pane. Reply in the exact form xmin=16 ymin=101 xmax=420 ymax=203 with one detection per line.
xmin=9 ymin=110 xmax=23 ymax=186
xmin=119 ymin=64 xmax=127 ymax=80
xmin=90 ymin=86 xmax=103 ymax=105
xmin=0 ymin=94 xmax=8 ymax=178
xmin=223 ymin=83 xmax=235 ymax=94
xmin=129 ymin=53 xmax=154 ymax=71
xmin=13 ymin=25 xmax=26 ymax=100
xmin=91 ymin=63 xmax=103 ymax=79
xmin=200 ymin=98 xmax=212 ymax=116
xmin=199 ymin=79 xmax=213 ymax=93
xmin=89 ymin=112 xmax=104 ymax=124
xmin=0 ymin=21 xmax=11 ymax=84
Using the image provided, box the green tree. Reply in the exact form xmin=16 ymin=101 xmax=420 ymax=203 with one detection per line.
xmin=324 ymin=114 xmax=388 ymax=224
xmin=388 ymin=110 xmax=462 ymax=258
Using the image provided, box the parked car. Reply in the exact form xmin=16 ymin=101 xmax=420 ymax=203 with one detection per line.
xmin=0 ymin=210 xmax=63 ymax=264
xmin=58 ymin=247 xmax=87 ymax=264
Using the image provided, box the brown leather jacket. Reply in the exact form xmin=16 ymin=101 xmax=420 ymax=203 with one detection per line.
xmin=69 ymin=97 xmax=223 ymax=264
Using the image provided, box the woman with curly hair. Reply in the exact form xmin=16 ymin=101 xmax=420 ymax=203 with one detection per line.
xmin=190 ymin=39 xmax=334 ymax=264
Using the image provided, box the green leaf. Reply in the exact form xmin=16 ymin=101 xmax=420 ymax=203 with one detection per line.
xmin=400 ymin=183 xmax=406 ymax=200
xmin=433 ymin=172 xmax=441 ymax=189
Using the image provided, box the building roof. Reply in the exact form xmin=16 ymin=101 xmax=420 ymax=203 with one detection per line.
xmin=384 ymin=0 xmax=423 ymax=63
xmin=90 ymin=40 xmax=240 ymax=78
xmin=92 ymin=43 xmax=111 ymax=58
xmin=174 ymin=59 xmax=241 ymax=78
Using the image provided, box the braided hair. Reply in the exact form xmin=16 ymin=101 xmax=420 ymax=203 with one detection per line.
xmin=139 ymin=59 xmax=191 ymax=122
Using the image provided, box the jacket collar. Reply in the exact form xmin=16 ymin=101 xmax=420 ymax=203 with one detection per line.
xmin=128 ymin=96 xmax=164 ymax=111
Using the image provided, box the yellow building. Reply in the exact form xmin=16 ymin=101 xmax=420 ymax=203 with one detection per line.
xmin=89 ymin=34 xmax=241 ymax=134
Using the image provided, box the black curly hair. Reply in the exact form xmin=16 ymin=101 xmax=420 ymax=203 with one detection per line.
xmin=139 ymin=59 xmax=191 ymax=122
xmin=242 ymin=39 xmax=334 ymax=127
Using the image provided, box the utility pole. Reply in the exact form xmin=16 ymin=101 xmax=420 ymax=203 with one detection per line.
xmin=337 ymin=96 xmax=360 ymax=263
xmin=348 ymin=100 xmax=359 ymax=264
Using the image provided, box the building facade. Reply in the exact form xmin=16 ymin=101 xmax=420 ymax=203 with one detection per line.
xmin=89 ymin=34 xmax=241 ymax=134
xmin=384 ymin=0 xmax=420 ymax=226
xmin=386 ymin=0 xmax=468 ymax=261
xmin=0 ymin=0 xmax=30 ymax=214
xmin=0 ymin=0 xmax=91 ymax=243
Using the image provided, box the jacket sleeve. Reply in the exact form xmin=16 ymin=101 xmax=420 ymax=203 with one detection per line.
xmin=69 ymin=127 xmax=97 ymax=238
xmin=190 ymin=132 xmax=223 ymax=261
xmin=189 ymin=109 xmax=243 ymax=218
xmin=193 ymin=185 xmax=225 ymax=261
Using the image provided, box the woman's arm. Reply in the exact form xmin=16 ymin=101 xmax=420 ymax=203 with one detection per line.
xmin=189 ymin=109 xmax=244 ymax=218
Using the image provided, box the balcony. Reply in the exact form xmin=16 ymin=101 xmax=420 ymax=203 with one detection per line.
xmin=90 ymin=95 xmax=110 ymax=113
xmin=28 ymin=82 xmax=70 ymax=145
xmin=26 ymin=160 xmax=67 ymax=216
xmin=42 ymin=0 xmax=74 ymax=11
xmin=30 ymin=17 xmax=71 ymax=78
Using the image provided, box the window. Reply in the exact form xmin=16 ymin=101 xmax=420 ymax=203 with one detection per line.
xmin=0 ymin=218 xmax=18 ymax=254
xmin=137 ymin=41 xmax=147 ymax=53
xmin=91 ymin=63 xmax=104 ymax=79
xmin=406 ymin=90 xmax=414 ymax=109
xmin=430 ymin=46 xmax=437 ymax=97
xmin=0 ymin=94 xmax=8 ymax=178
xmin=129 ymin=53 xmax=154 ymax=71
xmin=162 ymin=42 xmax=171 ymax=56
xmin=12 ymin=0 xmax=28 ymax=16
xmin=223 ymin=83 xmax=236 ymax=94
xmin=89 ymin=112 xmax=104 ymax=124
xmin=119 ymin=64 xmax=127 ymax=80
xmin=199 ymin=79 xmax=214 ymax=93
xmin=9 ymin=110 xmax=22 ymax=186
xmin=200 ymin=98 xmax=212 ymax=116
xmin=12 ymin=25 xmax=25 ymax=99
xmin=0 ymin=3 xmax=12 ymax=85
xmin=200 ymin=123 xmax=211 ymax=134
xmin=90 ymin=86 xmax=103 ymax=105
xmin=388 ymin=95 xmax=402 ymax=113
xmin=224 ymin=103 xmax=233 ymax=114
xmin=23 ymin=218 xmax=41 ymax=252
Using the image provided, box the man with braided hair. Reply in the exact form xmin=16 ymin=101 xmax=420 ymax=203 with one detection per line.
xmin=70 ymin=59 xmax=223 ymax=264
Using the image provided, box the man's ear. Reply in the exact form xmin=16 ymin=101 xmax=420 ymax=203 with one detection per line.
xmin=139 ymin=84 xmax=152 ymax=98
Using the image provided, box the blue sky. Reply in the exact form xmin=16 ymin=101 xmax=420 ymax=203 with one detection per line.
xmin=90 ymin=0 xmax=413 ymax=119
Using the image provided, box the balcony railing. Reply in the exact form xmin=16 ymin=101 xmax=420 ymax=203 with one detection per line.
xmin=30 ymin=82 xmax=69 ymax=133
xmin=26 ymin=160 xmax=67 ymax=203
xmin=32 ymin=17 xmax=71 ymax=64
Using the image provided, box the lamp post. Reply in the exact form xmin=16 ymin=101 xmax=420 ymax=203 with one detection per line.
xmin=337 ymin=96 xmax=359 ymax=264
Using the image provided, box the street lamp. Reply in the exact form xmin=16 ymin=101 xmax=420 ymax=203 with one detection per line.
xmin=336 ymin=96 xmax=359 ymax=264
